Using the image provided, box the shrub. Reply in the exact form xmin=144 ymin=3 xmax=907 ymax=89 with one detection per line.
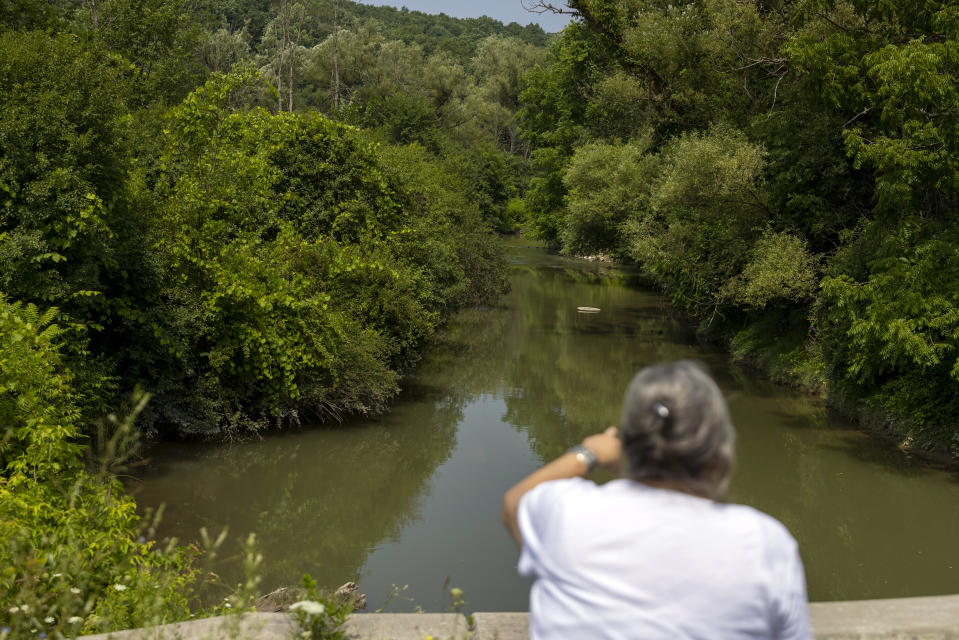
xmin=627 ymin=127 xmax=769 ymax=316
xmin=0 ymin=31 xmax=130 ymax=311
xmin=126 ymin=71 xmax=506 ymax=436
xmin=725 ymin=231 xmax=819 ymax=309
xmin=0 ymin=295 xmax=198 ymax=637
xmin=562 ymin=139 xmax=657 ymax=256
xmin=817 ymin=221 xmax=959 ymax=452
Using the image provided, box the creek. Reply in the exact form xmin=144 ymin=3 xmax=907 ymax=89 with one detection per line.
xmin=132 ymin=238 xmax=959 ymax=612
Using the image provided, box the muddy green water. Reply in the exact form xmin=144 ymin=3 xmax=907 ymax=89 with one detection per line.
xmin=132 ymin=240 xmax=959 ymax=612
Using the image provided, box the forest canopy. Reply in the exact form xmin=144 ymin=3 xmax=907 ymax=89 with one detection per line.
xmin=0 ymin=1 xmax=547 ymax=634
xmin=519 ymin=0 xmax=959 ymax=457
xmin=0 ymin=0 xmax=553 ymax=438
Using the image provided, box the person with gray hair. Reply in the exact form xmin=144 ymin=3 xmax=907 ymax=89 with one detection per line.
xmin=501 ymin=360 xmax=812 ymax=640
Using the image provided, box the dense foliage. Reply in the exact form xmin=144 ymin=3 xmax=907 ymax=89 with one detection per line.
xmin=0 ymin=297 xmax=198 ymax=636
xmin=0 ymin=1 xmax=533 ymax=439
xmin=519 ymin=0 xmax=959 ymax=456
xmin=1 ymin=0 xmax=538 ymax=633
xmin=125 ymin=71 xmax=508 ymax=435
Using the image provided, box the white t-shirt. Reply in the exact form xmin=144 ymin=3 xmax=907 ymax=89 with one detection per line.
xmin=517 ymin=478 xmax=812 ymax=640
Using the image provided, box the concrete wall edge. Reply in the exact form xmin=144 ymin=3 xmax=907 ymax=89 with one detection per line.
xmin=77 ymin=594 xmax=959 ymax=639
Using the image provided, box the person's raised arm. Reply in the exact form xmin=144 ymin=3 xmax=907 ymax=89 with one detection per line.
xmin=500 ymin=427 xmax=622 ymax=546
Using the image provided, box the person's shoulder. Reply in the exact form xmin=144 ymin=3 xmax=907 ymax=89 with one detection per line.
xmin=518 ymin=477 xmax=595 ymax=537
xmin=525 ymin=476 xmax=595 ymax=502
xmin=722 ymin=502 xmax=799 ymax=553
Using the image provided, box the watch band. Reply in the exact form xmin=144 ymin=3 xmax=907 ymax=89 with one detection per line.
xmin=567 ymin=444 xmax=599 ymax=474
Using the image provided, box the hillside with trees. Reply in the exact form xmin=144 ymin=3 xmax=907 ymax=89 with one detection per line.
xmin=519 ymin=0 xmax=959 ymax=458
xmin=0 ymin=0 xmax=551 ymax=439
xmin=0 ymin=1 xmax=546 ymax=634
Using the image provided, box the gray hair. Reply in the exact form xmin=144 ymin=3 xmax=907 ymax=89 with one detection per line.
xmin=619 ymin=360 xmax=735 ymax=498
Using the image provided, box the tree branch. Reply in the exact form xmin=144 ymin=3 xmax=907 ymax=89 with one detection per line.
xmin=842 ymin=107 xmax=870 ymax=128
xmin=522 ymin=0 xmax=667 ymax=91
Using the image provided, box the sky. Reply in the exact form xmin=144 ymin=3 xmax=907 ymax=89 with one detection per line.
xmin=354 ymin=0 xmax=573 ymax=32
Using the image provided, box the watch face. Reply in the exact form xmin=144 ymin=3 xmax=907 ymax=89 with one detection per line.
xmin=572 ymin=446 xmax=597 ymax=473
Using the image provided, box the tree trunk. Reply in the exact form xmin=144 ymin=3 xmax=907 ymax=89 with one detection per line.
xmin=332 ymin=0 xmax=341 ymax=111
xmin=278 ymin=0 xmax=289 ymax=113
xmin=289 ymin=4 xmax=305 ymax=112
xmin=288 ymin=37 xmax=294 ymax=113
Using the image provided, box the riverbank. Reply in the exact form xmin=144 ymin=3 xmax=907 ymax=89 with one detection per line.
xmin=560 ymin=241 xmax=958 ymax=467
xmin=77 ymin=594 xmax=959 ymax=639
xmin=518 ymin=0 xmax=959 ymax=466
xmin=134 ymin=242 xmax=959 ymax=608
xmin=725 ymin=312 xmax=958 ymax=467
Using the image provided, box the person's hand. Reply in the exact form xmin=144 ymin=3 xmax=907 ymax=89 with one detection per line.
xmin=582 ymin=426 xmax=622 ymax=472
xmin=503 ymin=425 xmax=622 ymax=545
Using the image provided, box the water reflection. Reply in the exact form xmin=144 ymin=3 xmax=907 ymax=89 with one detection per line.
xmin=131 ymin=385 xmax=460 ymax=595
xmin=133 ymin=240 xmax=959 ymax=611
xmin=496 ymin=260 xmax=705 ymax=461
xmin=728 ymin=395 xmax=959 ymax=602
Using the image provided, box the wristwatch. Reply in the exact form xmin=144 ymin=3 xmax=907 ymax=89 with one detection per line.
xmin=567 ymin=444 xmax=599 ymax=474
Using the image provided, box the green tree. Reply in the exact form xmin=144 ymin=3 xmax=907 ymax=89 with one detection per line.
xmin=88 ymin=0 xmax=207 ymax=105
xmin=561 ymin=139 xmax=658 ymax=255
xmin=0 ymin=295 xmax=197 ymax=636
xmin=0 ymin=0 xmax=71 ymax=30
xmin=0 ymin=31 xmax=131 ymax=313
xmin=467 ymin=35 xmax=546 ymax=153
xmin=112 ymin=71 xmax=506 ymax=436
xmin=198 ymin=25 xmax=252 ymax=73
xmin=627 ymin=127 xmax=769 ymax=316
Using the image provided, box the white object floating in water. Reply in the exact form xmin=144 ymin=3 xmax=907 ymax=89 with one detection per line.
xmin=577 ymin=306 xmax=601 ymax=313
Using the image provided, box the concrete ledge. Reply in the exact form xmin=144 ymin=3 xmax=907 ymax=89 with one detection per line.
xmin=474 ymin=596 xmax=959 ymax=640
xmin=472 ymin=612 xmax=529 ymax=640
xmin=78 ymin=612 xmax=471 ymax=640
xmin=78 ymin=595 xmax=959 ymax=640
xmin=345 ymin=613 xmax=470 ymax=639
xmin=810 ymin=594 xmax=959 ymax=639
xmin=77 ymin=613 xmax=292 ymax=640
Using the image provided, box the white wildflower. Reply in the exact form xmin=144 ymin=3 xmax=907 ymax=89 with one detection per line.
xmin=289 ymin=600 xmax=325 ymax=616
xmin=7 ymin=607 xmax=18 ymax=614
xmin=19 ymin=605 xmax=28 ymax=613
xmin=50 ymin=573 xmax=62 ymax=579
xmin=113 ymin=584 xmax=127 ymax=592
xmin=224 ymin=603 xmax=232 ymax=609
xmin=67 ymin=617 xmax=83 ymax=625
xmin=69 ymin=588 xmax=81 ymax=595
xmin=44 ymin=617 xmax=54 ymax=624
